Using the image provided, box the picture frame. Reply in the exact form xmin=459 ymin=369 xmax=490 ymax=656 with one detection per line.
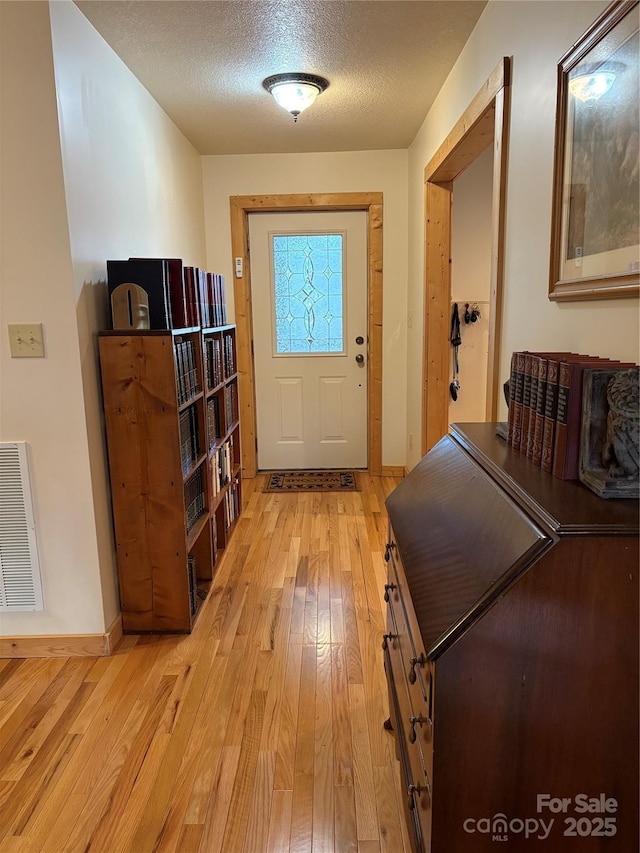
xmin=549 ymin=0 xmax=639 ymax=301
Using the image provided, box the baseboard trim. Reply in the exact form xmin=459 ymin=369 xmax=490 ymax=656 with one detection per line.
xmin=381 ymin=465 xmax=406 ymax=478
xmin=0 ymin=614 xmax=124 ymax=658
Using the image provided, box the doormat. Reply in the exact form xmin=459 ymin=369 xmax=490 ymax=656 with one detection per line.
xmin=264 ymin=470 xmax=360 ymax=492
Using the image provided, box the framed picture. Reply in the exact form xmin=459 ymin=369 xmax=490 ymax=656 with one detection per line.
xmin=549 ymin=0 xmax=639 ymax=301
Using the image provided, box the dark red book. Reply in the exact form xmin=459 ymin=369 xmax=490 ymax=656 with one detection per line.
xmin=529 ymin=352 xmax=582 ymax=467
xmin=183 ymin=267 xmax=201 ymax=328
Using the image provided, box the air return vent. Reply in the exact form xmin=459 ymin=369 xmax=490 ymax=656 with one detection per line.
xmin=0 ymin=442 xmax=44 ymax=611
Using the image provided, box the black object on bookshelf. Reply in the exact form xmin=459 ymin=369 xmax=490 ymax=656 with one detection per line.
xmin=107 ymin=259 xmax=173 ymax=330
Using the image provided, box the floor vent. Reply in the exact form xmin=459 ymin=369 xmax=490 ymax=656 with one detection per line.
xmin=0 ymin=442 xmax=44 ymax=611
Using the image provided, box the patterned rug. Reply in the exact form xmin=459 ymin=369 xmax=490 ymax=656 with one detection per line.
xmin=264 ymin=470 xmax=360 ymax=492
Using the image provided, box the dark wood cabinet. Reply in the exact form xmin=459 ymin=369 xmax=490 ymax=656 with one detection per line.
xmin=384 ymin=423 xmax=638 ymax=852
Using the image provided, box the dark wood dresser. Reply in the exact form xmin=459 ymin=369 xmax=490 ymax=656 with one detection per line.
xmin=383 ymin=423 xmax=638 ymax=852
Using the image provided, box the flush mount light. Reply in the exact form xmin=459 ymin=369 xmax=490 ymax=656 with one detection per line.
xmin=262 ymin=73 xmax=329 ymax=121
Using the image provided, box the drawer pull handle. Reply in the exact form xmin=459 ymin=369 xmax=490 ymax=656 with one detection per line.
xmin=407 ymin=783 xmax=427 ymax=810
xmin=382 ymin=632 xmax=397 ymax=651
xmin=408 ymin=653 xmax=427 ymax=684
xmin=383 ymin=583 xmax=396 ymax=603
xmin=408 ymin=714 xmax=427 ymax=743
xmin=384 ymin=542 xmax=396 ymax=563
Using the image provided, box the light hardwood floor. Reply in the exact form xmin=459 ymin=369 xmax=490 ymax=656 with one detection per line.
xmin=0 ymin=473 xmax=411 ymax=853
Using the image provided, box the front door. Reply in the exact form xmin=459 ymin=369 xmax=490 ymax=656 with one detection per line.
xmin=249 ymin=211 xmax=368 ymax=470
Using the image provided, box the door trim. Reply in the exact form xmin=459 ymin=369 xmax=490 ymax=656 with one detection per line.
xmin=422 ymin=57 xmax=511 ymax=453
xmin=230 ymin=192 xmax=383 ymax=478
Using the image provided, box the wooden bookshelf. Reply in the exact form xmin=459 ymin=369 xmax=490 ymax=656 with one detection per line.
xmin=98 ymin=325 xmax=242 ymax=633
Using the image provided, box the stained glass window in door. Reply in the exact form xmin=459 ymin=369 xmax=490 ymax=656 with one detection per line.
xmin=272 ymin=233 xmax=344 ymax=354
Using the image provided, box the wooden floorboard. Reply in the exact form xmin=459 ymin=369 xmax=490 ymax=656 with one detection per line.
xmin=0 ymin=473 xmax=408 ymax=852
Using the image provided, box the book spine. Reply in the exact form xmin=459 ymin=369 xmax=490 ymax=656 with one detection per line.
xmin=541 ymin=358 xmax=560 ymax=473
xmin=552 ymin=362 xmax=574 ymax=479
xmin=531 ymin=358 xmax=548 ymax=467
xmin=168 ymin=260 xmax=187 ymax=329
xmin=519 ymin=354 xmax=534 ymax=452
xmin=525 ymin=356 xmax=540 ymax=459
xmin=507 ymin=352 xmax=518 ymax=446
xmin=220 ymin=276 xmax=227 ymax=326
xmin=511 ymin=352 xmax=526 ymax=448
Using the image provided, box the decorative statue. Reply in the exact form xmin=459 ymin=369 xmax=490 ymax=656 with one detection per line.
xmin=602 ymin=369 xmax=640 ymax=479
xmin=579 ymin=366 xmax=639 ymax=498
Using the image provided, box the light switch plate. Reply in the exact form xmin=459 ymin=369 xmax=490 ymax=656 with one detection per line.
xmin=8 ymin=323 xmax=45 ymax=358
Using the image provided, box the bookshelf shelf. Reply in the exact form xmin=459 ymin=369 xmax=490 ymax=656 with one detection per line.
xmin=98 ymin=323 xmax=242 ymax=634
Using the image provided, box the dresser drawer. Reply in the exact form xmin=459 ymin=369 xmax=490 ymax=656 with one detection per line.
xmin=384 ymin=644 xmax=432 ymax=853
xmin=386 ymin=604 xmax=433 ymax=791
xmin=386 ymin=544 xmax=433 ymax=761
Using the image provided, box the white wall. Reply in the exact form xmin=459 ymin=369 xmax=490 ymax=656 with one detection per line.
xmin=202 ymin=151 xmax=409 ymax=467
xmin=407 ymin=0 xmax=639 ymax=470
xmin=0 ymin=0 xmax=105 ymax=635
xmin=0 ymin=0 xmax=207 ymax=637
xmin=450 ymin=146 xmax=493 ymax=423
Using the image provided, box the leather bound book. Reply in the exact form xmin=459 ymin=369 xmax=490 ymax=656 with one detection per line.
xmin=540 ymin=353 xmax=589 ymax=473
xmin=530 ymin=357 xmax=548 ymax=466
xmin=541 ymin=357 xmax=561 ymax=473
xmin=107 ymin=259 xmax=171 ymax=330
xmin=519 ymin=353 xmax=535 ymax=453
xmin=184 ymin=267 xmax=201 ymax=328
xmin=510 ymin=352 xmax=527 ymax=449
xmin=507 ymin=352 xmax=518 ymax=446
xmin=524 ymin=356 xmax=541 ymax=458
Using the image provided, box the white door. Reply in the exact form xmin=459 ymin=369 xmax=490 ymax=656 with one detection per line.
xmin=249 ymin=211 xmax=368 ymax=470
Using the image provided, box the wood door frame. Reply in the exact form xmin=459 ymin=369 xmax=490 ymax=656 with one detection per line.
xmin=230 ymin=192 xmax=383 ymax=478
xmin=422 ymin=57 xmax=511 ymax=454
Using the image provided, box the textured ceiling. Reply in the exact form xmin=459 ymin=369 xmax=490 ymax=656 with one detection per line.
xmin=75 ymin=0 xmax=488 ymax=155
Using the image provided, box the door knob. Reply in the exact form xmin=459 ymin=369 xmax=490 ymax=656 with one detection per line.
xmin=355 ymin=354 xmax=364 ymax=364
xmin=355 ymin=336 xmax=364 ymax=345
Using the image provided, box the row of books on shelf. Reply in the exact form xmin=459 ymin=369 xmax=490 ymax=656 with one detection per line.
xmin=207 ymin=396 xmax=222 ymax=448
xmin=223 ymin=333 xmax=236 ymax=377
xmin=187 ymin=555 xmax=208 ymax=617
xmin=175 ymin=338 xmax=201 ymax=406
xmin=223 ymin=479 xmax=241 ymax=531
xmin=211 ymin=436 xmax=236 ymax=497
xmin=204 ymin=333 xmax=236 ymax=389
xmin=224 ymin=383 xmax=239 ymax=429
xmin=184 ymin=467 xmax=206 ymax=532
xmin=206 ymin=386 xmax=239 ymax=452
xmin=188 ymin=556 xmax=198 ymax=617
xmin=205 ymin=336 xmax=224 ymax=389
xmin=107 ymin=257 xmax=227 ymax=331
xmin=507 ymin=351 xmax=636 ymax=480
xmin=179 ymin=405 xmax=201 ymax=476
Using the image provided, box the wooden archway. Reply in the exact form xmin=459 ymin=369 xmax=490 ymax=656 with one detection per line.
xmin=423 ymin=58 xmax=511 ymax=453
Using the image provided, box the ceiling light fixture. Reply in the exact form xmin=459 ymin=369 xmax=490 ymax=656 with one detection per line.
xmin=262 ymin=73 xmax=329 ymax=122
